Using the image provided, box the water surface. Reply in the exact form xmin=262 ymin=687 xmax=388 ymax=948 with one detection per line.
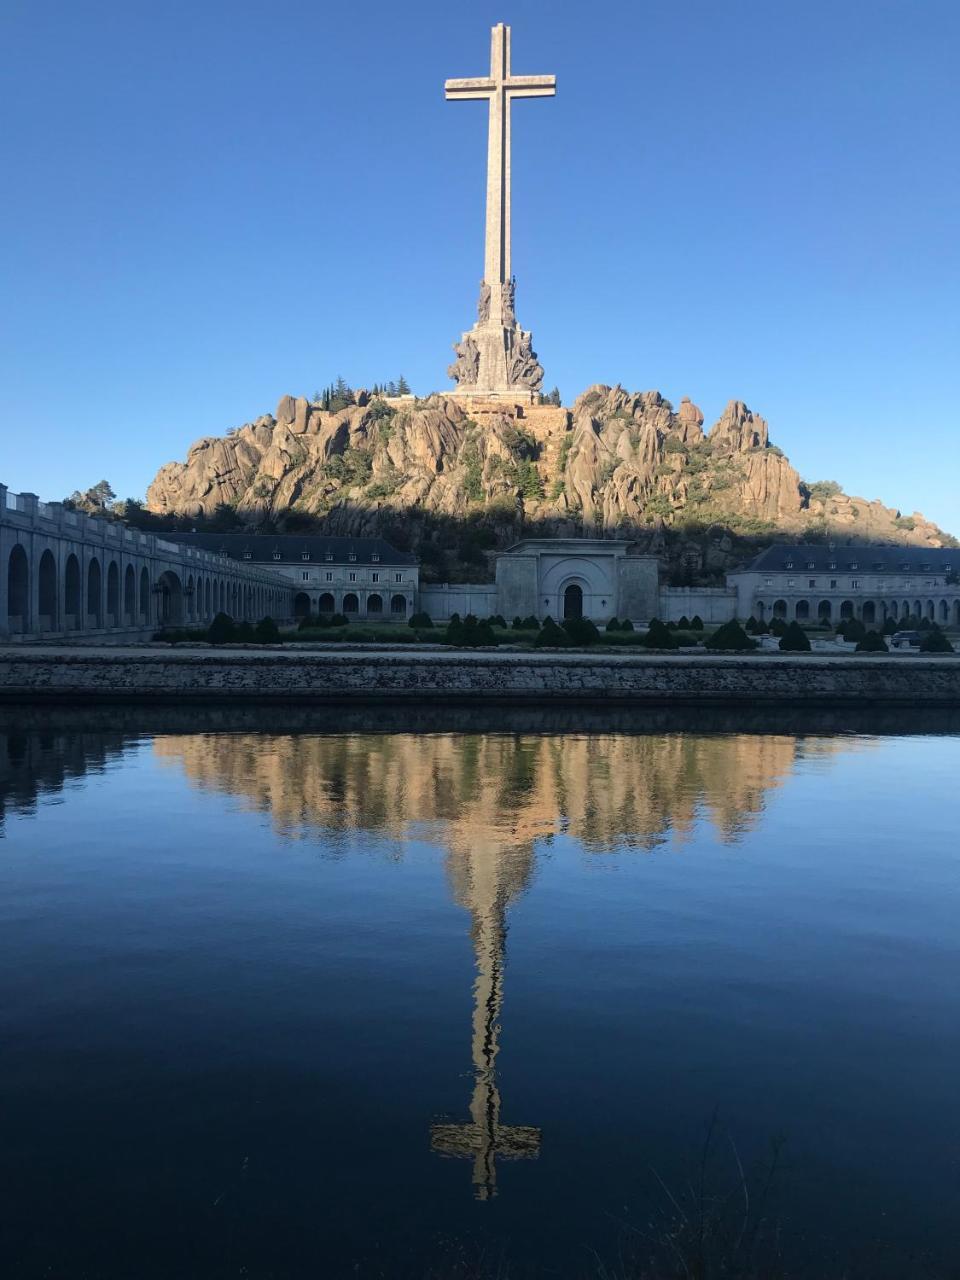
xmin=1 ymin=708 xmax=958 ymax=1278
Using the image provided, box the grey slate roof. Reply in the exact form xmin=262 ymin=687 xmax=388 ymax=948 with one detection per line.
xmin=167 ymin=533 xmax=416 ymax=565
xmin=740 ymin=544 xmax=957 ymax=574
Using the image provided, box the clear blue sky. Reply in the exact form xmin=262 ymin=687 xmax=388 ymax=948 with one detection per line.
xmin=2 ymin=0 xmax=958 ymax=531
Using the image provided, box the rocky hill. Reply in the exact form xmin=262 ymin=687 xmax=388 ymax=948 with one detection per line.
xmin=145 ymin=385 xmax=954 ymax=582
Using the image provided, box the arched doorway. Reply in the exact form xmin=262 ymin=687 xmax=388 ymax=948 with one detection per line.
xmin=563 ymin=583 xmax=583 ymax=620
xmin=818 ymin=600 xmax=832 ymax=622
xmin=840 ymin=600 xmax=854 ymax=620
xmin=367 ymin=593 xmax=383 ymax=616
xmin=772 ymin=598 xmax=787 ymax=619
xmin=318 ymin=592 xmax=335 ymax=615
xmin=38 ymin=550 xmax=57 ymax=630
xmin=157 ymin=570 xmax=184 ymax=626
xmin=294 ymin=591 xmax=311 ymax=618
xmin=862 ymin=601 xmax=876 ymax=624
xmin=205 ymin=579 xmax=212 ymax=617
xmin=106 ymin=561 xmax=120 ymax=626
xmin=140 ymin=568 xmax=150 ymax=621
xmin=124 ymin=565 xmax=136 ymax=622
xmin=87 ymin=557 xmax=102 ymax=627
xmin=939 ymin=600 xmax=949 ymax=623
xmin=795 ymin=599 xmax=810 ymax=621
xmin=343 ymin=593 xmax=359 ymax=615
xmin=65 ymin=554 xmax=81 ymax=629
xmin=390 ymin=593 xmax=406 ymax=616
xmin=7 ymin=544 xmax=28 ymax=632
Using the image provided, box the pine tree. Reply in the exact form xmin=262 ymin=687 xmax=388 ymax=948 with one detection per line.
xmin=396 ymin=375 xmax=411 ymax=395
xmin=549 ymin=386 xmax=561 ymax=406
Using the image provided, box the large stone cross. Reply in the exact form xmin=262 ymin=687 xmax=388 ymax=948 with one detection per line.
xmin=445 ymin=23 xmax=555 ymax=290
xmin=445 ymin=25 xmax=555 ymax=398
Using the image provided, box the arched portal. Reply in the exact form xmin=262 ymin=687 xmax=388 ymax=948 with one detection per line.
xmin=205 ymin=578 xmax=212 ymax=617
xmin=795 ymin=599 xmax=810 ymax=621
xmin=294 ymin=592 xmax=311 ymax=618
xmin=7 ymin=544 xmax=28 ymax=632
xmin=65 ymin=555 xmax=81 ymax=628
xmin=124 ymin=564 xmax=136 ymax=622
xmin=38 ymin=550 xmax=57 ymax=630
xmin=186 ymin=575 xmax=195 ymax=621
xmin=367 ymin=593 xmax=383 ymax=616
xmin=954 ymin=601 xmax=960 ymax=627
xmin=818 ymin=600 xmax=832 ymax=622
xmin=106 ymin=561 xmax=120 ymax=626
xmin=563 ymin=583 xmax=584 ymax=620
xmin=772 ymin=598 xmax=787 ymax=619
xmin=840 ymin=600 xmax=854 ymax=620
xmin=926 ymin=600 xmax=935 ymax=620
xmin=87 ymin=557 xmax=102 ymax=627
xmin=862 ymin=601 xmax=876 ymax=624
xmin=939 ymin=600 xmax=949 ymax=623
xmin=390 ymin=593 xmax=407 ymax=616
xmin=318 ymin=592 xmax=335 ymax=614
xmin=343 ymin=593 xmax=359 ymax=615
xmin=157 ymin=570 xmax=184 ymax=626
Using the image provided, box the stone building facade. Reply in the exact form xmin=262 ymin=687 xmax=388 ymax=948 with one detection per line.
xmin=728 ymin=545 xmax=960 ymax=627
xmin=170 ymin=534 xmax=420 ymax=621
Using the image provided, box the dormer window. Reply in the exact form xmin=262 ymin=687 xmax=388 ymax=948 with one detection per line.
xmin=301 ymin=553 xmax=310 ymax=561
xmin=243 ymin=551 xmax=252 ymax=560
xmin=272 ymin=552 xmax=281 ymax=561
xmin=371 ymin=553 xmax=380 ymax=562
xmin=785 ymin=561 xmax=794 ymax=569
xmin=325 ymin=553 xmax=333 ymax=562
xmin=921 ymin=564 xmax=931 ymax=572
xmin=806 ymin=561 xmax=815 ymax=569
xmin=348 ymin=552 xmax=357 ymax=562
xmin=849 ymin=561 xmax=858 ymax=570
xmin=829 ymin=562 xmax=837 ymax=570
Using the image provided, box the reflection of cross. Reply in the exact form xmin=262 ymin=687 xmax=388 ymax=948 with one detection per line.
xmin=445 ymin=24 xmax=555 ymax=289
xmin=430 ymin=895 xmax=540 ymax=1200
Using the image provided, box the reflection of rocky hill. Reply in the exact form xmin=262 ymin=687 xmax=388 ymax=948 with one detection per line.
xmin=0 ymin=730 xmax=131 ymax=832
xmin=151 ymin=731 xmax=851 ymax=853
xmin=144 ymin=386 xmax=953 ymax=581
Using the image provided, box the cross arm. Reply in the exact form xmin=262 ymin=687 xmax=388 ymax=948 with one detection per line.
xmin=505 ymin=75 xmax=556 ymax=98
xmin=445 ymin=77 xmax=495 ymax=100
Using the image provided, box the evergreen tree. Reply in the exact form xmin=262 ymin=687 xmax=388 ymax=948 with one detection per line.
xmin=705 ymin=620 xmax=757 ymax=651
xmin=548 ymin=387 xmax=561 ymax=406
xmin=396 ymin=375 xmax=411 ymax=395
xmin=779 ymin=621 xmax=812 ymax=651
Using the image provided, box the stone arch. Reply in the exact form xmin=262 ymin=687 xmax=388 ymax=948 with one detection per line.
xmin=390 ymin=593 xmax=407 ymax=616
xmin=106 ymin=561 xmax=120 ymax=625
xmin=205 ymin=578 xmax=212 ymax=617
xmin=901 ymin=600 xmax=910 ymax=619
xmin=954 ymin=601 xmax=960 ymax=626
xmin=124 ymin=564 xmax=136 ymax=622
xmin=862 ymin=600 xmax=876 ymax=624
xmin=840 ymin=599 xmax=854 ymax=620
xmin=140 ymin=567 xmax=150 ymax=621
xmin=925 ymin=599 xmax=935 ymax=620
xmin=65 ymin=554 xmax=81 ymax=628
xmin=186 ymin=574 xmax=195 ymax=620
xmin=318 ymin=592 xmax=335 ymax=614
xmin=563 ymin=583 xmax=584 ymax=620
xmin=157 ymin=569 xmax=184 ymax=626
xmin=755 ymin=601 xmax=766 ymax=621
xmin=939 ymin=599 xmax=949 ymax=622
xmin=87 ymin=557 xmax=102 ymax=627
xmin=294 ymin=591 xmax=311 ymax=618
xmin=772 ymin=598 xmax=787 ymax=619
xmin=367 ymin=593 xmax=383 ymax=615
xmin=914 ymin=599 xmax=922 ymax=618
xmin=818 ymin=599 xmax=832 ymax=622
xmin=343 ymin=592 xmax=359 ymax=615
xmin=795 ymin=599 xmax=810 ymax=621
xmin=7 ymin=544 xmax=29 ymax=632
xmin=38 ymin=549 xmax=57 ymax=630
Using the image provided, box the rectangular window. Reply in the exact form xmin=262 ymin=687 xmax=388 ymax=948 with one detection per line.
xmin=808 ymin=579 xmax=816 ymax=588
xmin=830 ymin=579 xmax=837 ymax=589
xmin=301 ymin=554 xmax=310 ymax=561
xmin=372 ymin=553 xmax=380 ymax=562
xmin=325 ymin=572 xmax=332 ymax=582
xmin=301 ymin=572 xmax=309 ymax=581
xmin=372 ymin=572 xmax=379 ymax=583
xmin=395 ymin=573 xmax=403 ymax=583
xmin=787 ymin=578 xmax=796 ymax=587
xmin=851 ymin=579 xmax=860 ymax=589
xmin=764 ymin=578 xmax=773 ymax=587
xmin=348 ymin=553 xmax=357 ymax=562
xmin=349 ymin=572 xmax=356 ymax=583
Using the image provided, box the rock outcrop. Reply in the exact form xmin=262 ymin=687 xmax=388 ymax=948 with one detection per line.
xmin=145 ymin=384 xmax=954 ymax=579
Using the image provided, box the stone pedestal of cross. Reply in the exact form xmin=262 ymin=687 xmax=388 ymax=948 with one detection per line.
xmin=429 ymin=896 xmax=540 ymax=1199
xmin=445 ymin=24 xmax=555 ymax=399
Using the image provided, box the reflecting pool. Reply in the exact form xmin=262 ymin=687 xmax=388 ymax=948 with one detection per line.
xmin=1 ymin=708 xmax=959 ymax=1278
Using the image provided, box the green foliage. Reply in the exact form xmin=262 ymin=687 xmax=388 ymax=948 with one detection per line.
xmin=920 ymin=627 xmax=954 ymax=653
xmin=621 ymin=618 xmax=634 ymax=632
xmin=521 ymin=615 xmax=540 ymax=630
xmin=488 ymin=614 xmax=507 ymax=629
xmin=367 ymin=398 xmax=396 ymax=422
xmin=690 ymin=615 xmax=704 ymax=631
xmin=396 ymin=375 xmax=411 ymax=396
xmin=605 ymin=617 xmax=622 ymax=632
xmin=895 ymin=516 xmax=916 ymax=531
xmin=409 ymin=611 xmax=433 ymax=628
xmin=504 ymin=458 xmax=544 ymax=500
xmin=254 ymin=616 xmax=280 ymax=644
xmin=207 ymin=612 xmax=236 ymax=644
xmin=882 ymin=616 xmax=899 ymax=635
xmin=677 ymin=615 xmax=691 ymax=630
xmin=836 ymin=617 xmax=867 ymax=642
xmin=705 ymin=620 xmax=757 ymax=651
xmin=856 ymin=630 xmax=888 ymax=652
xmin=561 ymin=616 xmax=601 ymax=645
xmin=806 ymin=479 xmax=842 ymax=501
xmin=663 ymin=436 xmax=687 ymax=455
xmin=444 ymin=615 xmax=496 ymax=647
xmin=329 ymin=613 xmax=349 ymax=627
xmin=642 ymin=618 xmax=679 ymax=649
xmin=769 ymin=616 xmax=787 ymax=636
xmin=460 ymin=442 xmax=484 ymax=502
xmin=556 ymin=434 xmax=573 ymax=473
xmin=779 ymin=621 xmax=812 ymax=651
xmin=534 ymin=616 xmax=572 ymax=647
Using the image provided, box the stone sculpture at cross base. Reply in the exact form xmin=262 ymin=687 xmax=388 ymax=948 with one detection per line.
xmin=444 ymin=23 xmax=554 ymax=403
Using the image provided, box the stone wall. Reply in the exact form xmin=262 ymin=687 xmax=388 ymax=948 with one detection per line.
xmin=2 ymin=647 xmax=958 ymax=705
xmin=418 ymin=584 xmax=499 ymax=621
xmin=659 ymin=587 xmax=738 ymax=623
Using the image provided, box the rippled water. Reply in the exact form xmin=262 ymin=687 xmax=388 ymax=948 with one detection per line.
xmin=1 ymin=708 xmax=959 ymax=1279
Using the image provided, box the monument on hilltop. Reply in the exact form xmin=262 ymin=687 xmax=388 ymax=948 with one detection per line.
xmin=445 ymin=23 xmax=555 ymax=402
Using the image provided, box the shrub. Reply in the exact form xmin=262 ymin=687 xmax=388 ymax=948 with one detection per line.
xmin=409 ymin=611 xmax=433 ymax=628
xmin=605 ymin=617 xmax=622 ymax=632
xmin=642 ymin=619 xmax=679 ymax=649
xmin=769 ymin=616 xmax=787 ymax=636
xmin=856 ymin=630 xmax=888 ymax=652
xmin=561 ymin=616 xmax=601 ymax=645
xmin=677 ymin=615 xmax=691 ymax=630
xmin=235 ymin=621 xmax=255 ymax=642
xmin=690 ymin=615 xmax=704 ymax=631
xmin=836 ymin=617 xmax=866 ymax=642
xmin=779 ymin=621 xmax=811 ymax=652
xmin=512 ymin=616 xmax=525 ymax=630
xmin=522 ymin=615 xmax=540 ymax=630
xmin=254 ymin=616 xmax=280 ymax=644
xmin=920 ymin=628 xmax=954 ymax=653
xmin=705 ymin=620 xmax=757 ymax=651
xmin=329 ymin=613 xmax=348 ymax=627
xmin=207 ymin=612 xmax=237 ymax=645
xmin=444 ymin=615 xmax=496 ymax=647
xmin=489 ymin=614 xmax=507 ymax=629
xmin=621 ymin=618 xmax=634 ymax=632
xmin=745 ymin=616 xmax=759 ymax=633
xmin=534 ymin=616 xmax=572 ymax=647
xmin=882 ymin=616 xmax=899 ymax=635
